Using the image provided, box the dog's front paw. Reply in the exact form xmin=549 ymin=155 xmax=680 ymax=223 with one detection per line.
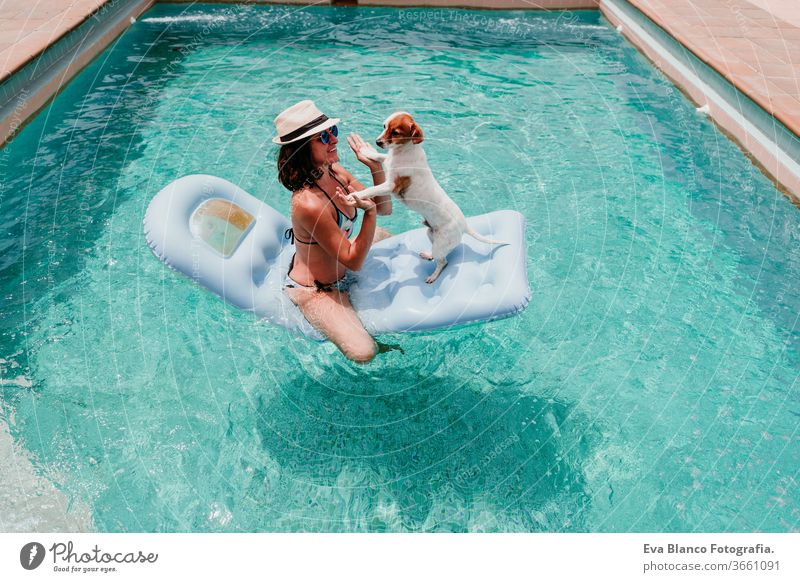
xmin=425 ymin=275 xmax=437 ymax=284
xmin=359 ymin=147 xmax=381 ymax=162
xmin=419 ymin=251 xmax=433 ymax=261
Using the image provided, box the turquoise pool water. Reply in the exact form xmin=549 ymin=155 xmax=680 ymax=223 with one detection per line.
xmin=1 ymin=4 xmax=798 ymax=532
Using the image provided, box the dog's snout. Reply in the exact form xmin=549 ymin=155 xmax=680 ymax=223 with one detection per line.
xmin=376 ymin=138 xmax=385 ymax=148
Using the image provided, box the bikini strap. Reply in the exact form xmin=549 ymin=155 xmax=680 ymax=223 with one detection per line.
xmin=328 ymin=168 xmax=351 ymax=191
xmin=284 ymin=227 xmax=317 ymax=245
xmin=329 ymin=169 xmax=359 ymax=222
xmin=313 ymin=172 xmax=357 ymax=222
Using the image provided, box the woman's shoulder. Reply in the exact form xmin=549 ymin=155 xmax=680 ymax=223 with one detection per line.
xmin=291 ymin=186 xmax=327 ymax=215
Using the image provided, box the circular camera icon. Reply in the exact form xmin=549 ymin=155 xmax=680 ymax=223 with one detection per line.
xmin=20 ymin=542 xmax=46 ymax=570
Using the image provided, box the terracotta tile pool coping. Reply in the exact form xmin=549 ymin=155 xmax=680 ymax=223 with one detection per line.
xmin=0 ymin=0 xmax=113 ymax=85
xmin=625 ymin=0 xmax=800 ymax=139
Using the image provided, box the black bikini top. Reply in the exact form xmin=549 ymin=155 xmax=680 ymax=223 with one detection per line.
xmin=284 ymin=171 xmax=358 ymax=246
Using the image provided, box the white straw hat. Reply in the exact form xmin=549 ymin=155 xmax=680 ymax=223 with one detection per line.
xmin=272 ymin=100 xmax=340 ymax=145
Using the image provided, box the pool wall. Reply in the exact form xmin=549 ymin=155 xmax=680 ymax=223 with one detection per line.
xmin=0 ymin=0 xmax=154 ymax=147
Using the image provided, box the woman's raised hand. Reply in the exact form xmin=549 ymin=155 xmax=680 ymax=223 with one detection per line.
xmin=336 ymin=185 xmax=376 ymax=212
xmin=347 ymin=133 xmax=382 ymax=169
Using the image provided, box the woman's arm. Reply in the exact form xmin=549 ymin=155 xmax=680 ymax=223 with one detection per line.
xmin=294 ymin=190 xmax=377 ymax=271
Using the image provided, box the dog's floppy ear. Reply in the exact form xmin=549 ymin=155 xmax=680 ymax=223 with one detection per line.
xmin=411 ymin=122 xmax=424 ymax=144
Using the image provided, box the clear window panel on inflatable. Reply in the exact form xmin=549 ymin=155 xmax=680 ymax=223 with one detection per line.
xmin=190 ymin=198 xmax=254 ymax=258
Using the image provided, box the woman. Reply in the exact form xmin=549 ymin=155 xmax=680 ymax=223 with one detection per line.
xmin=274 ymin=100 xmax=392 ymax=363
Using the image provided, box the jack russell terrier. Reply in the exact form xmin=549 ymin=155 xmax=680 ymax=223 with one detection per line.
xmin=345 ymin=112 xmax=506 ymax=284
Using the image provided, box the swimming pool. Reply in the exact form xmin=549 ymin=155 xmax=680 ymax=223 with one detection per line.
xmin=0 ymin=3 xmax=798 ymax=532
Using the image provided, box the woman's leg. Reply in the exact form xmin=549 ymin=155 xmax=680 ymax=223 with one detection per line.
xmin=286 ymin=287 xmax=377 ymax=363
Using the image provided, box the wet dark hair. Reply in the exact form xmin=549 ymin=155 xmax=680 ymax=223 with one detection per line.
xmin=277 ymin=139 xmax=321 ymax=191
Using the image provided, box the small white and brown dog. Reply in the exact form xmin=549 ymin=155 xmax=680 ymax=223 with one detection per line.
xmin=347 ymin=111 xmax=506 ymax=284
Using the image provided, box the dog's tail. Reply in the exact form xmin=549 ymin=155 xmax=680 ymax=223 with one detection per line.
xmin=465 ymin=228 xmax=508 ymax=246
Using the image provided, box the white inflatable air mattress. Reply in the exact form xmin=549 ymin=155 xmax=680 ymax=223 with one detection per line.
xmin=144 ymin=174 xmax=530 ymax=339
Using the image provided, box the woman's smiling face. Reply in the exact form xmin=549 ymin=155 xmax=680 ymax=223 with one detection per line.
xmin=309 ymin=127 xmax=339 ymax=167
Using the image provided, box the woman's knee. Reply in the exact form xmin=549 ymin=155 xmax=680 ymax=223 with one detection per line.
xmin=342 ymin=336 xmax=377 ymax=364
xmin=338 ymin=332 xmax=378 ymax=364
xmin=294 ymin=292 xmax=376 ymax=363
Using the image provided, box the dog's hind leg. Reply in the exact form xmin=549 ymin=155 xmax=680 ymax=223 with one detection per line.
xmin=419 ymin=221 xmax=434 ymax=260
xmin=425 ymin=231 xmax=459 ymax=284
xmin=426 ymin=258 xmax=448 ymax=284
